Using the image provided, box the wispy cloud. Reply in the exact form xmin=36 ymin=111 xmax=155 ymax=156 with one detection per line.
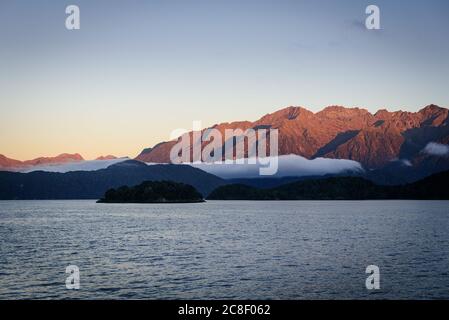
xmin=422 ymin=142 xmax=449 ymax=156
xmin=390 ymin=158 xmax=413 ymax=167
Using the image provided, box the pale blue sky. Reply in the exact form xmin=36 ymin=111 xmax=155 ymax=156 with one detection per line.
xmin=1 ymin=0 xmax=448 ymax=159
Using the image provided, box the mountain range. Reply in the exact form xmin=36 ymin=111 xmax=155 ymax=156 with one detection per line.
xmin=0 ymin=153 xmax=118 ymax=171
xmin=136 ymin=104 xmax=449 ymax=183
xmin=136 ymin=104 xmax=449 ymax=167
xmin=1 ymin=104 xmax=448 ymax=185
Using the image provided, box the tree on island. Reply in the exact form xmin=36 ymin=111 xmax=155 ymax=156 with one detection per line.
xmin=97 ymin=180 xmax=205 ymax=203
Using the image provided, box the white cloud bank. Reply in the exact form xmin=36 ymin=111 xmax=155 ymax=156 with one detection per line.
xmin=22 ymin=158 xmax=129 ymax=173
xmin=19 ymin=154 xmax=364 ymax=180
xmin=184 ymin=154 xmax=364 ymax=179
xmin=422 ymin=142 xmax=449 ymax=157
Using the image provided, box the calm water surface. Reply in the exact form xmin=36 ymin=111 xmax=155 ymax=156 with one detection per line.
xmin=0 ymin=200 xmax=448 ymax=299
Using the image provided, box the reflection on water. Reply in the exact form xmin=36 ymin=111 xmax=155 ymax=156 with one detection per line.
xmin=0 ymin=200 xmax=449 ymax=299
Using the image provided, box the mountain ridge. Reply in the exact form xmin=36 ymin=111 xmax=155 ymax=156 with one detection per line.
xmin=0 ymin=153 xmax=84 ymax=170
xmin=0 ymin=153 xmax=121 ymax=170
xmin=135 ymin=104 xmax=449 ymax=173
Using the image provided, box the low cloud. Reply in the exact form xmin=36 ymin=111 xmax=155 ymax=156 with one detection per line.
xmin=185 ymin=154 xmax=364 ymax=179
xmin=401 ymin=159 xmax=413 ymax=167
xmin=22 ymin=158 xmax=129 ymax=173
xmin=18 ymin=154 xmax=365 ymax=179
xmin=390 ymin=158 xmax=413 ymax=167
xmin=422 ymin=142 xmax=449 ymax=157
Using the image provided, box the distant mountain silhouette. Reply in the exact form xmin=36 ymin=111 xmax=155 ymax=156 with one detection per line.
xmin=1 ymin=158 xmax=447 ymax=200
xmin=0 ymin=160 xmax=224 ymax=199
xmin=207 ymin=170 xmax=449 ymax=200
xmin=0 ymin=154 xmax=122 ymax=171
xmin=0 ymin=153 xmax=84 ymax=171
xmin=95 ymin=155 xmax=117 ymax=160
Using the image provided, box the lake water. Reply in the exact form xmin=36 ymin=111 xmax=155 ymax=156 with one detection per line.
xmin=0 ymin=200 xmax=448 ymax=299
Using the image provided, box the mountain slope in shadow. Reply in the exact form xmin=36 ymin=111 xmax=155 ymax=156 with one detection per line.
xmin=207 ymin=170 xmax=449 ymax=200
xmin=0 ymin=160 xmax=225 ymax=200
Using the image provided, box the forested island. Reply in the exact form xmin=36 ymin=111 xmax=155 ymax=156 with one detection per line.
xmin=97 ymin=180 xmax=205 ymax=203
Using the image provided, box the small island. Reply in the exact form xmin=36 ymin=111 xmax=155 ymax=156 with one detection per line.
xmin=97 ymin=180 xmax=205 ymax=203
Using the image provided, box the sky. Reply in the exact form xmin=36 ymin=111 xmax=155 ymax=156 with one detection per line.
xmin=1 ymin=0 xmax=448 ymax=160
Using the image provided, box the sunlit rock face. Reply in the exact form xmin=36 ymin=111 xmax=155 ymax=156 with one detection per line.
xmin=136 ymin=104 xmax=449 ymax=169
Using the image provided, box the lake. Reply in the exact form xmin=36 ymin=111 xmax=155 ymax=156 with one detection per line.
xmin=0 ymin=200 xmax=448 ymax=299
